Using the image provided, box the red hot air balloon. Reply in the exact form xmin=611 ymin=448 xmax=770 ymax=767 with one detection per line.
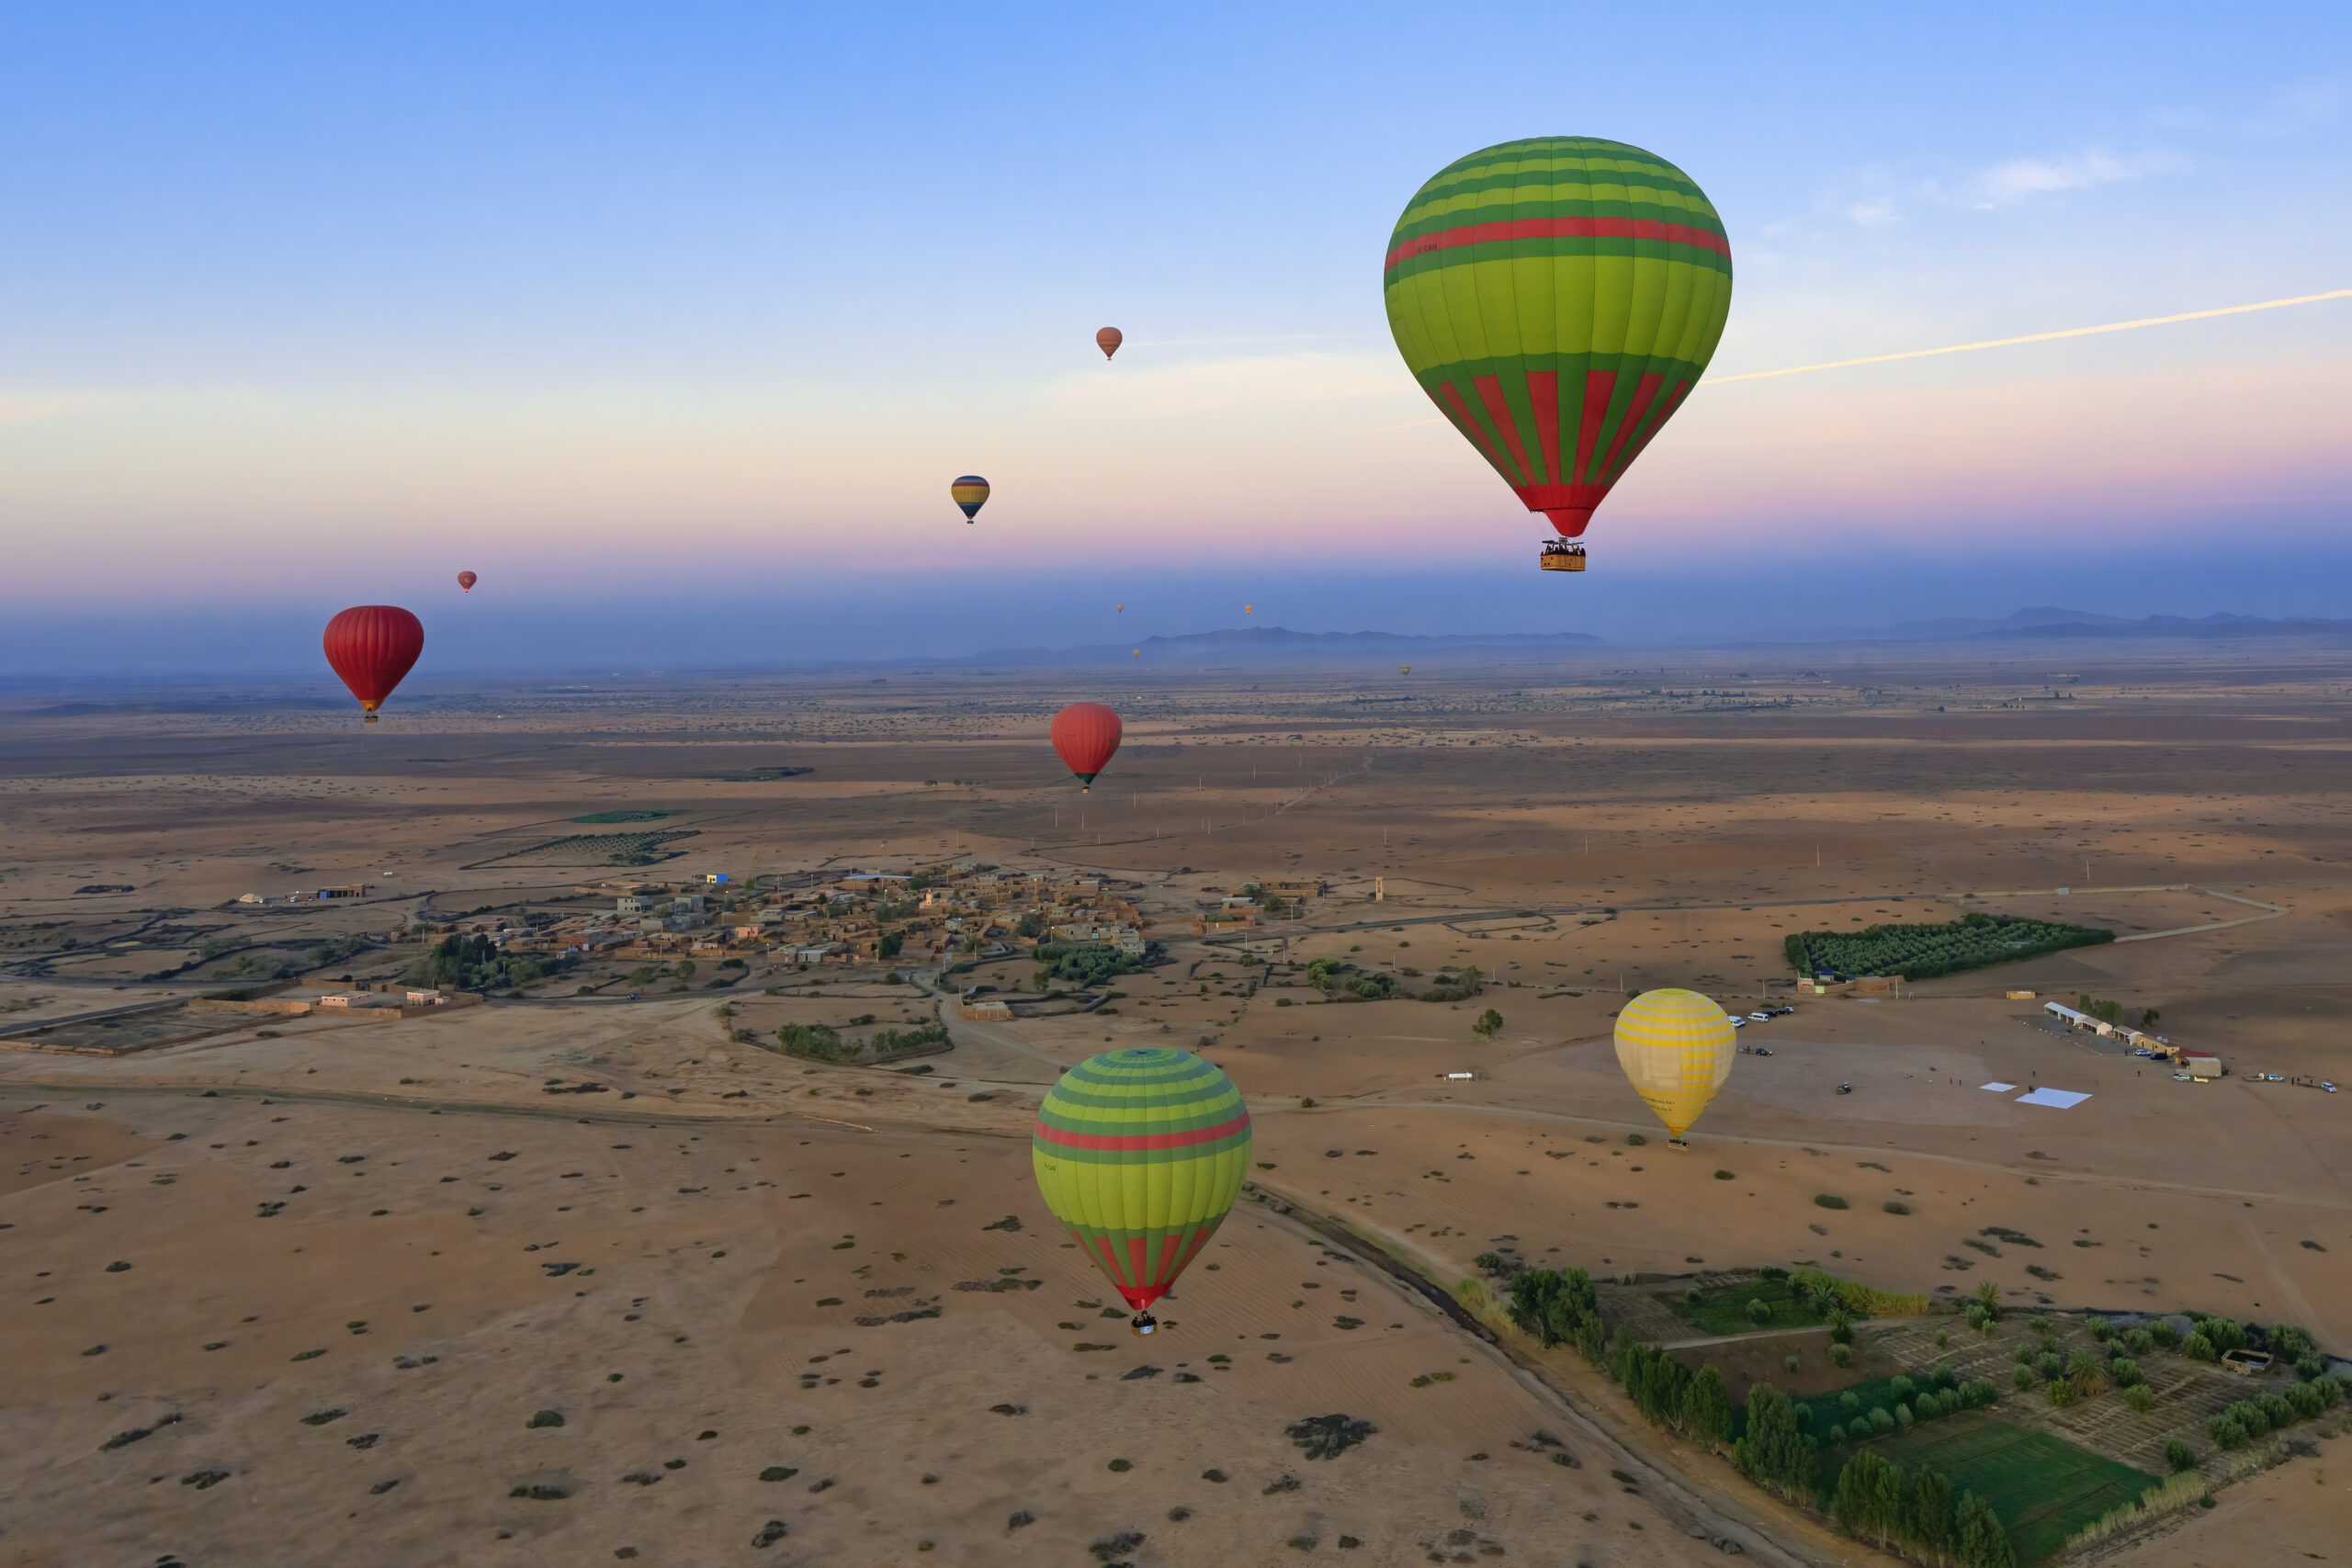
xmin=1051 ymin=702 xmax=1122 ymax=792
xmin=1096 ymin=327 xmax=1123 ymax=360
xmin=457 ymin=570 xmax=477 ymax=592
xmin=323 ymin=606 xmax=424 ymax=723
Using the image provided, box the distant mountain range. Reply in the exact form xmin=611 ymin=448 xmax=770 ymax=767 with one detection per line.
xmin=955 ymin=610 xmax=2352 ymax=667
xmin=954 ymin=626 xmax=1608 ymax=668
xmin=1736 ymin=606 xmax=2352 ymax=647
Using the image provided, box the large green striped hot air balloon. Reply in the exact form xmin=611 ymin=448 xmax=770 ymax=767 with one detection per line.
xmin=1384 ymin=137 xmax=1733 ymax=570
xmin=1033 ymin=1047 xmax=1250 ymax=1335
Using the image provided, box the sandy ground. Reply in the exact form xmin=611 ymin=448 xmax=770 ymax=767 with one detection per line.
xmin=6 ymin=648 xmax=2352 ymax=1565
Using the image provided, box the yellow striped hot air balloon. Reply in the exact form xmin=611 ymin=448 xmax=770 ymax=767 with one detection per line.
xmin=1613 ymin=987 xmax=1736 ymax=1145
xmin=1032 ymin=1047 xmax=1250 ymax=1335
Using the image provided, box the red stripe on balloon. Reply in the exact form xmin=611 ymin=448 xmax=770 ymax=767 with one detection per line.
xmin=1385 ymin=215 xmax=1730 ymax=271
xmin=1033 ymin=1111 xmax=1251 ymax=1153
xmin=1571 ymin=369 xmax=1616 ymax=485
xmin=1436 ymin=381 xmax=1511 ymax=478
xmin=1473 ymin=376 xmax=1533 ymax=484
xmin=1524 ymin=371 xmax=1561 ymax=487
xmin=1595 ymin=372 xmax=1664 ymax=481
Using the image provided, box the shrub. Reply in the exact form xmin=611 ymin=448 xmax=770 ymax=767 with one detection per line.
xmin=2048 ymin=1380 xmax=2077 ymax=1408
xmin=1931 ymin=1362 xmax=1957 ymax=1389
xmin=2148 ymin=1318 xmax=2178 ymax=1348
xmin=1826 ymin=1422 xmax=1847 ymax=1444
xmin=1625 ymin=1133 xmax=1646 ymax=1147
xmin=2126 ymin=1327 xmax=2155 ymax=1356
xmin=1471 ymin=1008 xmax=1504 ymax=1037
xmin=2182 ymin=1332 xmax=2217 ymax=1362
xmin=2014 ymin=1364 xmax=2036 ymax=1392
xmin=1933 ymin=1328 xmax=1948 ymax=1348
xmin=1889 ymin=1375 xmax=1915 ymax=1400
xmin=2109 ymin=1356 xmax=2143 ymax=1387
xmin=2165 ymin=1438 xmax=2198 ymax=1472
xmin=1746 ymin=1299 xmax=1773 ymax=1325
xmin=2295 ymin=1354 xmax=2325 ymax=1382
xmin=1829 ymin=1343 xmax=1851 ymax=1368
xmin=1838 ymin=1391 xmax=1861 ymax=1416
xmin=1784 ymin=1354 xmax=1801 ymax=1374
xmin=1895 ymin=1403 xmax=1915 ymax=1427
xmin=1868 ymin=1406 xmax=1895 ymax=1434
xmin=1714 ymin=1168 xmax=1736 ymax=1180
xmin=2207 ymin=1415 xmax=2245 ymax=1450
xmin=2125 ymin=1384 xmax=2154 ymax=1414
xmin=1814 ymin=1194 xmax=1849 ymax=1210
xmin=1882 ymin=1201 xmax=1910 ymax=1214
xmin=2086 ymin=1315 xmax=2114 ymax=1342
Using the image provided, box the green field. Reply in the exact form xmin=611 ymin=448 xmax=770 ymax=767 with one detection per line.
xmin=1664 ymin=1276 xmax=1832 ymax=1337
xmin=1820 ymin=1415 xmax=2158 ymax=1564
xmin=689 ymin=766 xmax=810 ymax=783
xmin=1787 ymin=913 xmax=2112 ymax=982
xmin=568 ymin=810 xmax=676 ymax=824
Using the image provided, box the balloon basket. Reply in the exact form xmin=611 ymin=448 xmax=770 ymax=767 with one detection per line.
xmin=1667 ymin=1137 xmax=1690 ymax=1149
xmin=1539 ymin=546 xmax=1588 ymax=572
xmin=1130 ymin=1313 xmax=1158 ymax=1337
xmin=364 ymin=713 xmax=379 ymax=724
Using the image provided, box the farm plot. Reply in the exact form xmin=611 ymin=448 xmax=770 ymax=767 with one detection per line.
xmin=1786 ymin=913 xmax=2112 ymax=981
xmin=1825 ymin=1414 xmax=2159 ymax=1564
xmin=461 ymin=828 xmax=699 ymax=869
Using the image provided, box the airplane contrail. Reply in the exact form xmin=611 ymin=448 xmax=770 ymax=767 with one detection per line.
xmin=1709 ymin=288 xmax=2351 ymax=383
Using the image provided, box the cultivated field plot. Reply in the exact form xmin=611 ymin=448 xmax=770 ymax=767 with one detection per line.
xmin=1787 ymin=915 xmax=2114 ymax=981
xmin=1839 ymin=1414 xmax=2159 ymax=1564
xmin=458 ymin=827 xmax=699 ymax=869
xmin=1867 ymin=1314 xmax=2270 ymax=1476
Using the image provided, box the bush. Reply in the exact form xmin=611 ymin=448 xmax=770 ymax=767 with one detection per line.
xmin=1471 ymin=1008 xmax=1504 ymax=1037
xmin=1746 ymin=1299 xmax=1773 ymax=1325
xmin=2126 ymin=1327 xmax=2156 ymax=1356
xmin=1714 ymin=1168 xmax=1736 ymax=1180
xmin=1882 ymin=1201 xmax=1910 ymax=1214
xmin=1895 ymin=1403 xmax=1915 ymax=1427
xmin=1868 ymin=1406 xmax=1895 ymax=1434
xmin=2207 ymin=1415 xmax=2245 ymax=1450
xmin=2165 ymin=1438 xmax=2198 ymax=1472
xmin=1814 ymin=1194 xmax=1849 ymax=1210
xmin=1830 ymin=1343 xmax=1851 ymax=1368
xmin=2014 ymin=1364 xmax=2036 ymax=1392
xmin=1838 ymin=1391 xmax=1861 ymax=1416
xmin=2047 ymin=1380 xmax=2077 ymax=1408
xmin=2124 ymin=1385 xmax=2154 ymax=1414
xmin=2148 ymin=1318 xmax=2178 ymax=1348
xmin=1626 ymin=1133 xmax=1647 ymax=1147
xmin=1826 ymin=1422 xmax=1847 ymax=1444
xmin=2182 ymin=1332 xmax=2217 ymax=1362
xmin=1889 ymin=1375 xmax=1916 ymax=1400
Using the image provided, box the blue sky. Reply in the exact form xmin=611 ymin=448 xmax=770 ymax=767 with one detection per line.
xmin=2 ymin=2 xmax=2346 ymax=666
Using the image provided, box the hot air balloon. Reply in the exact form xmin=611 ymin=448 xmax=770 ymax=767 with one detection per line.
xmin=1115 ymin=604 xmax=1124 ymax=613
xmin=1050 ymin=702 xmax=1122 ymax=791
xmin=1096 ymin=327 xmax=1124 ymax=360
xmin=1613 ymin=987 xmax=1736 ymax=1145
xmin=1243 ymin=604 xmax=1253 ymax=615
xmin=1132 ymin=649 xmax=1141 ymax=658
xmin=323 ymin=606 xmax=424 ymax=724
xmin=1384 ymin=138 xmax=1732 ymax=572
xmin=950 ymin=475 xmax=990 ymax=523
xmin=457 ymin=570 xmax=477 ymax=593
xmin=1033 ymin=1047 xmax=1250 ymax=1335
xmin=1400 ymin=664 xmax=1411 ymax=675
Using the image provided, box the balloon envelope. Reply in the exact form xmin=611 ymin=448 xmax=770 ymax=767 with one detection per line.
xmin=1613 ymin=987 xmax=1736 ymax=1139
xmin=1032 ymin=1047 xmax=1250 ymax=1313
xmin=457 ymin=570 xmax=477 ymax=592
xmin=323 ymin=606 xmax=424 ymax=719
xmin=950 ymin=475 xmax=990 ymax=521
xmin=1051 ymin=702 xmax=1123 ymax=789
xmin=1096 ymin=326 xmax=1123 ymax=359
xmin=1384 ymin=137 xmax=1732 ymax=539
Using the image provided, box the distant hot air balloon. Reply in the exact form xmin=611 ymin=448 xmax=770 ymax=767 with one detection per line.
xmin=951 ymin=475 xmax=990 ymax=523
xmin=1050 ymin=702 xmax=1122 ymax=791
xmin=1115 ymin=604 xmax=1124 ymax=613
xmin=1033 ymin=1047 xmax=1250 ymax=1335
xmin=1132 ymin=649 xmax=1140 ymax=658
xmin=1385 ymin=138 xmax=1731 ymax=570
xmin=1400 ymin=664 xmax=1410 ymax=675
xmin=323 ymin=606 xmax=424 ymax=724
xmin=1613 ymin=987 xmax=1736 ymax=1144
xmin=1096 ymin=327 xmax=1124 ymax=360
xmin=1243 ymin=604 xmax=1252 ymax=615
xmin=457 ymin=570 xmax=477 ymax=593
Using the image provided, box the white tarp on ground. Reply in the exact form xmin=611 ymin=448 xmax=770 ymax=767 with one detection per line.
xmin=2016 ymin=1087 xmax=2090 ymax=1109
xmin=1981 ymin=1081 xmax=2018 ymax=1092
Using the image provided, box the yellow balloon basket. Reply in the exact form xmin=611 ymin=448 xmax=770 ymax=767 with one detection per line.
xmin=1539 ymin=548 xmax=1588 ymax=572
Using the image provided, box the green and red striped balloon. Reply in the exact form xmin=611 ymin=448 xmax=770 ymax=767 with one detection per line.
xmin=1032 ymin=1047 xmax=1251 ymax=1315
xmin=1384 ymin=136 xmax=1733 ymax=540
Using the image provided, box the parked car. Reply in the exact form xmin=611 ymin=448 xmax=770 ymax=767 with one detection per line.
xmin=2324 ymin=1081 xmax=2339 ymax=1093
xmin=1729 ymin=1017 xmax=1747 ymax=1028
xmin=1768 ymin=1006 xmax=1795 ymax=1017
xmin=1747 ymin=1011 xmax=1771 ymax=1023
xmin=2172 ymin=1071 xmax=2193 ymax=1081
xmin=1752 ymin=1046 xmax=1772 ymax=1056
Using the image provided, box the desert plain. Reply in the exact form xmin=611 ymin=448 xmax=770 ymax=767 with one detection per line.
xmin=2 ymin=637 xmax=2350 ymax=1568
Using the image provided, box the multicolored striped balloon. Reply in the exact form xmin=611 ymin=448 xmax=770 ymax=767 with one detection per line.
xmin=1032 ymin=1047 xmax=1251 ymax=1315
xmin=1384 ymin=137 xmax=1733 ymax=540
xmin=950 ymin=475 xmax=990 ymax=522
xmin=1613 ymin=987 xmax=1736 ymax=1141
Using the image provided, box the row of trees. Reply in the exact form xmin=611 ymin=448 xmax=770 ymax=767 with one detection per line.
xmin=2209 ymin=1377 xmax=2345 ymax=1450
xmin=1831 ymin=1450 xmax=2017 ymax=1568
xmin=405 ymin=932 xmax=561 ymax=992
xmin=1616 ymin=1343 xmax=1734 ymax=1444
xmin=1504 ymin=1267 xmax=1607 ymax=1366
xmin=774 ymin=1020 xmax=948 ymax=1064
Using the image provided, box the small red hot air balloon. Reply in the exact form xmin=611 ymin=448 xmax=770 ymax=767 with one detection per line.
xmin=323 ymin=605 xmax=424 ymax=724
xmin=1051 ymin=702 xmax=1123 ymax=792
xmin=458 ymin=570 xmax=477 ymax=592
xmin=1096 ymin=327 xmax=1123 ymax=360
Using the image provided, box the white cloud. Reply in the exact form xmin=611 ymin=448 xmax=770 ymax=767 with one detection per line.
xmin=1967 ymin=149 xmax=2172 ymax=208
xmin=1847 ymin=198 xmax=1901 ymax=228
